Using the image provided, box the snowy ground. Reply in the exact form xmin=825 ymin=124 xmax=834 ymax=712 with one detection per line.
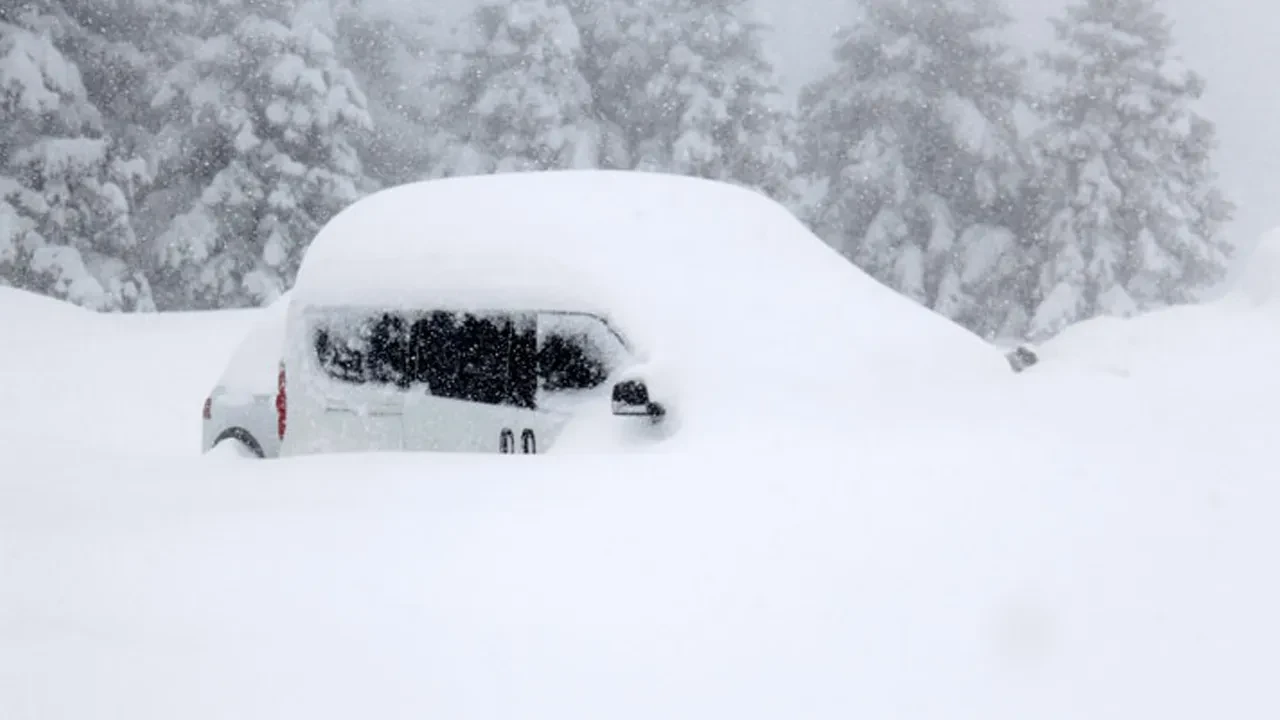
xmin=3 ymin=261 xmax=1280 ymax=718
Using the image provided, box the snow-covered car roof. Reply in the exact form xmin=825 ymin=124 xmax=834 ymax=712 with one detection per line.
xmin=292 ymin=172 xmax=625 ymax=318
xmin=291 ymin=170 xmax=1007 ymax=438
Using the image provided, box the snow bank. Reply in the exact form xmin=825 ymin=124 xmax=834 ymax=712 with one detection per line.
xmin=1233 ymin=227 xmax=1280 ymax=307
xmin=292 ymin=171 xmax=1010 ymax=447
xmin=1030 ymin=228 xmax=1280 ymax=383
xmin=1015 ymin=231 xmax=1280 ymax=448
xmin=0 ymin=284 xmax=92 ymax=324
xmin=0 ymin=287 xmax=260 ymax=457
xmin=4 ymin=420 xmax=1279 ymax=720
xmin=5 ymin=247 xmax=1280 ymax=719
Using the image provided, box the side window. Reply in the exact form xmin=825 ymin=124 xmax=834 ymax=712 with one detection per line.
xmin=409 ymin=311 xmax=538 ymax=408
xmin=367 ymin=313 xmax=410 ymax=387
xmin=312 ymin=310 xmax=630 ymax=404
xmin=314 ymin=323 xmax=366 ymax=384
xmin=537 ymin=313 xmax=629 ymax=393
xmin=313 ymin=312 xmax=410 ymax=386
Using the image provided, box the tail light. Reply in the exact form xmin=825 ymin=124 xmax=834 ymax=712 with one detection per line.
xmin=276 ymin=363 xmax=287 ymax=439
xmin=202 ymin=397 xmax=212 ymax=420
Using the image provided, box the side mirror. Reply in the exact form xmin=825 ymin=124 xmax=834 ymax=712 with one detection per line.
xmin=1006 ymin=345 xmax=1039 ymax=373
xmin=611 ymin=379 xmax=666 ymax=421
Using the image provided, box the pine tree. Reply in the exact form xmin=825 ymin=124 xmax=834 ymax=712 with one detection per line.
xmin=1027 ymin=0 xmax=1233 ymax=339
xmin=425 ymin=0 xmax=601 ymax=178
xmin=799 ymin=0 xmax=1030 ymax=338
xmin=333 ymin=0 xmax=439 ymax=185
xmin=569 ymin=0 xmax=799 ymax=202
xmin=146 ymin=0 xmax=374 ymax=309
xmin=0 ymin=1 xmax=153 ymax=310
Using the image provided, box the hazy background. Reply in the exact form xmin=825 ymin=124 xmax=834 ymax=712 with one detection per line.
xmin=4 ymin=0 xmax=1259 ymax=319
xmin=762 ymin=0 xmax=1279 ymax=256
xmin=430 ymin=0 xmax=1275 ymax=252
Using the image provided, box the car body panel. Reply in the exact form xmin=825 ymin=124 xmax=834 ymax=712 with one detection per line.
xmin=201 ymin=294 xmax=291 ymax=459
xmin=281 ymin=306 xmax=633 ymax=457
xmin=202 ymin=388 xmax=279 ymax=457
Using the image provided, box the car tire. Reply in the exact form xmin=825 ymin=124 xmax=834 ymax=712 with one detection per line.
xmin=212 ymin=429 xmax=266 ymax=459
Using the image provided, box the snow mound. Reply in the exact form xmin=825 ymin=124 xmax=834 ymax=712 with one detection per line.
xmin=1031 ymin=306 xmax=1194 ymax=376
xmin=1032 ymin=227 xmax=1280 ymax=385
xmin=1019 ymin=267 xmax=1280 ymax=447
xmin=293 ymin=170 xmax=1009 ymax=445
xmin=6 ymin=236 xmax=1280 ymax=719
xmin=0 ymin=286 xmax=261 ymax=458
xmin=0 ymin=285 xmax=92 ymax=328
xmin=1233 ymin=228 xmax=1280 ymax=307
xmin=204 ymin=436 xmax=262 ymax=460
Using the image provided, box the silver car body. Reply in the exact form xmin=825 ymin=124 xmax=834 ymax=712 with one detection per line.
xmin=280 ymin=304 xmax=635 ymax=457
xmin=201 ymin=295 xmax=290 ymax=458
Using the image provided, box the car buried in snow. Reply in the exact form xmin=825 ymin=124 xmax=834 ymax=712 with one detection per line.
xmin=201 ymin=292 xmax=290 ymax=458
xmin=274 ymin=170 xmax=1010 ymax=457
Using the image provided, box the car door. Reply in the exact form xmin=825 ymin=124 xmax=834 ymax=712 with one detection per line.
xmin=401 ymin=310 xmax=629 ymax=454
xmin=312 ymin=310 xmax=408 ymax=452
xmin=402 ymin=393 xmax=563 ymax=453
xmin=399 ymin=311 xmax=549 ymax=453
xmin=533 ymin=310 xmax=632 ymax=423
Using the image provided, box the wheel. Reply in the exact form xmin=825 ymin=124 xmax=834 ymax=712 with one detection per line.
xmin=211 ymin=429 xmax=265 ymax=458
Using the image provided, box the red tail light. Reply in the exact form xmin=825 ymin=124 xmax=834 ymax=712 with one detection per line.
xmin=276 ymin=363 xmax=287 ymax=439
xmin=202 ymin=397 xmax=212 ymax=420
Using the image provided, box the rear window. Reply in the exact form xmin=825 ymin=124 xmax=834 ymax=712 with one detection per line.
xmin=314 ymin=312 xmax=409 ymax=386
xmin=312 ymin=310 xmax=629 ymax=408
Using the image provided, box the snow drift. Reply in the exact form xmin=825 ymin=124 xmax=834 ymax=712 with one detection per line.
xmin=1005 ymin=232 xmax=1280 ymax=469
xmin=0 ymin=287 xmax=258 ymax=457
xmin=4 ymin=210 xmax=1280 ymax=720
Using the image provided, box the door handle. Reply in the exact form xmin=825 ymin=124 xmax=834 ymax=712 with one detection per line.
xmin=499 ymin=428 xmax=537 ymax=454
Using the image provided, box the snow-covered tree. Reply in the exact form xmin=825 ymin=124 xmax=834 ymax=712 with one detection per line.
xmin=569 ymin=0 xmax=799 ymax=202
xmin=146 ymin=0 xmax=373 ymax=309
xmin=425 ymin=0 xmax=601 ymax=178
xmin=333 ymin=0 xmax=440 ymax=185
xmin=799 ymin=0 xmax=1030 ymax=338
xmin=1027 ymin=0 xmax=1234 ymax=339
xmin=0 ymin=1 xmax=153 ymax=310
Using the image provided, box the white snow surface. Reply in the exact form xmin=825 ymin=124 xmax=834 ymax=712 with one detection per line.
xmin=291 ymin=170 xmax=1010 ymax=450
xmin=0 ymin=288 xmax=253 ymax=457
xmin=5 ymin=225 xmax=1280 ymax=718
xmin=1235 ymin=226 xmax=1280 ymax=306
xmin=214 ymin=291 xmax=290 ymax=395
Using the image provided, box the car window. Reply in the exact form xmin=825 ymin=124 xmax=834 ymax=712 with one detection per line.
xmin=313 ymin=312 xmax=411 ymax=386
xmin=367 ymin=313 xmax=410 ymax=386
xmin=409 ymin=311 xmax=538 ymax=409
xmin=314 ymin=320 xmax=368 ymax=384
xmin=312 ymin=309 xmax=631 ymax=408
xmin=537 ymin=313 xmax=630 ymax=393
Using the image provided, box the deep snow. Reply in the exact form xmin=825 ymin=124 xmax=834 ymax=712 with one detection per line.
xmin=3 ymin=234 xmax=1280 ymax=718
xmin=0 ymin=289 xmax=256 ymax=457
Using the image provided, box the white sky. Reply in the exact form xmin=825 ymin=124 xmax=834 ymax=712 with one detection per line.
xmin=761 ymin=0 xmax=1280 ymax=254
